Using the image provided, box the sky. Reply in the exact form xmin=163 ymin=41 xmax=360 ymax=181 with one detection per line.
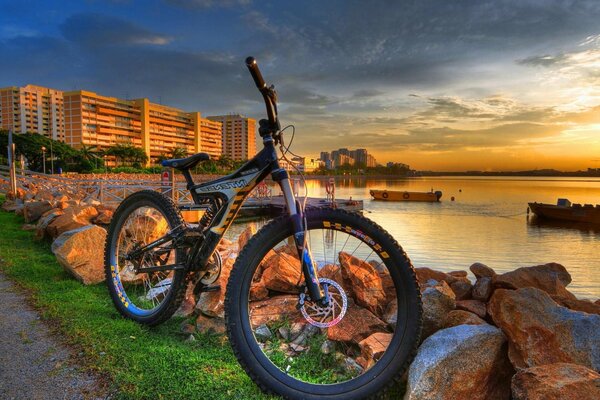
xmin=1 ymin=0 xmax=599 ymax=171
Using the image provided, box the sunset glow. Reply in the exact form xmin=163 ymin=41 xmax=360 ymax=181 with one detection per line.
xmin=1 ymin=1 xmax=599 ymax=171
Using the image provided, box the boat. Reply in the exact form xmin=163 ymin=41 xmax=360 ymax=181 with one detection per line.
xmin=528 ymin=198 xmax=600 ymax=224
xmin=370 ymin=189 xmax=442 ymax=202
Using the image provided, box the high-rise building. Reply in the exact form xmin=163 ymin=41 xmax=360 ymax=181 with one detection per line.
xmin=351 ymin=148 xmax=368 ymax=166
xmin=0 ymin=84 xmax=64 ymax=140
xmin=64 ymin=90 xmax=222 ymax=165
xmin=207 ymin=114 xmax=256 ymax=161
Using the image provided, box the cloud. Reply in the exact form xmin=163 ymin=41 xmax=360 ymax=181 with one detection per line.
xmin=517 ymin=54 xmax=568 ymax=67
xmin=165 ymin=0 xmax=251 ymax=9
xmin=60 ymin=13 xmax=173 ymax=47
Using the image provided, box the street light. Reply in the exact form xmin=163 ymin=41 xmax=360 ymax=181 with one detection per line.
xmin=41 ymin=146 xmax=46 ymax=174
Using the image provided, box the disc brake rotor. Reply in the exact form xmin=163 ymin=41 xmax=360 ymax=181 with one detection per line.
xmin=300 ymin=278 xmax=348 ymax=328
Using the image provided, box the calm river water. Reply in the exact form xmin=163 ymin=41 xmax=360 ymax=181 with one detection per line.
xmin=228 ymin=176 xmax=599 ymax=299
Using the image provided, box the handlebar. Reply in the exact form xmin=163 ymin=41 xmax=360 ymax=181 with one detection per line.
xmin=245 ymin=56 xmax=280 ymax=136
xmin=245 ymin=57 xmax=266 ymax=90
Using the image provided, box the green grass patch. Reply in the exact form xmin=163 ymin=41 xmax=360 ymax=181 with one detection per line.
xmin=0 ymin=205 xmax=270 ymax=400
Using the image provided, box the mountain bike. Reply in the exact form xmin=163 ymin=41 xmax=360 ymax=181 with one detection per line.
xmin=104 ymin=57 xmax=422 ymax=399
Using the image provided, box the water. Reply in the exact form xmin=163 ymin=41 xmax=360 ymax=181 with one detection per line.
xmin=230 ymin=176 xmax=599 ymax=299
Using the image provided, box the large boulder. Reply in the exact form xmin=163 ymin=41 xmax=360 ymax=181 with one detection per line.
xmin=469 ymin=262 xmax=496 ymax=279
xmin=260 ymin=252 xmax=302 ymax=293
xmin=551 ymin=295 xmax=600 ymax=315
xmin=443 ymin=310 xmax=487 ymax=329
xmin=488 ymin=287 xmax=600 ymax=370
xmin=196 ymin=257 xmax=234 ymax=318
xmin=23 ymin=200 xmax=54 ymax=223
xmin=46 ymin=206 xmax=99 ymax=239
xmin=327 ymin=301 xmax=388 ymax=344
xmin=512 ymin=363 xmax=600 ymax=400
xmin=51 ymin=225 xmax=107 ymax=285
xmin=404 ymin=324 xmax=512 ymax=400
xmin=415 ymin=267 xmax=457 ymax=289
xmin=339 ymin=252 xmax=386 ymax=315
xmin=421 ymin=280 xmax=456 ymax=339
xmin=492 ymin=263 xmax=575 ymax=299
xmin=450 ymin=280 xmax=472 ymax=300
xmin=472 ymin=277 xmax=493 ymax=302
xmin=358 ymin=332 xmax=392 ymax=369
xmin=35 ymin=209 xmax=64 ymax=240
xmin=456 ymin=299 xmax=487 ymax=319
xmin=248 ymin=295 xmax=300 ymax=327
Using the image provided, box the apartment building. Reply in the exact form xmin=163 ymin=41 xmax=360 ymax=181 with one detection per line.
xmin=207 ymin=114 xmax=256 ymax=161
xmin=64 ymin=90 xmax=222 ymax=165
xmin=0 ymin=84 xmax=64 ymax=140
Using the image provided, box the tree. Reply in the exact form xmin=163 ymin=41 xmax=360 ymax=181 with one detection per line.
xmin=105 ymin=144 xmax=148 ymax=167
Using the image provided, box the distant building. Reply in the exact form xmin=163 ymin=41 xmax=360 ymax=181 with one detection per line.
xmin=0 ymin=84 xmax=64 ymax=140
xmin=366 ymin=154 xmax=377 ymax=168
xmin=319 ymin=152 xmax=332 ymax=169
xmin=207 ymin=114 xmax=256 ymax=161
xmin=291 ymin=156 xmax=322 ymax=173
xmin=328 ymin=147 xmax=375 ymax=168
xmin=63 ymin=90 xmax=222 ymax=165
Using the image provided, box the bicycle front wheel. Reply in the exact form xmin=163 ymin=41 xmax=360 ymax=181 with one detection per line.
xmin=225 ymin=208 xmax=422 ymax=399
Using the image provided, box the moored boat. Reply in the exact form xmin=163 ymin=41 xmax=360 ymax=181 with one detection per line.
xmin=370 ymin=189 xmax=442 ymax=202
xmin=528 ymin=199 xmax=600 ymax=224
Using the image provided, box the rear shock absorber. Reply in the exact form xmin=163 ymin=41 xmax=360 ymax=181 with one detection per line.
xmin=198 ymin=198 xmax=219 ymax=231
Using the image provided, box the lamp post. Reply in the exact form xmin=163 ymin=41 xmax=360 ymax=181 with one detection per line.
xmin=41 ymin=146 xmax=46 ymax=174
xmin=50 ymin=139 xmax=54 ymax=174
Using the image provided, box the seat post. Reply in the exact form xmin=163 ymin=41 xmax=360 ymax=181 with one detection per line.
xmin=181 ymin=169 xmax=195 ymax=189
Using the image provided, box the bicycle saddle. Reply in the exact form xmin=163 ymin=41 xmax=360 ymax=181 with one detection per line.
xmin=161 ymin=152 xmax=210 ymax=170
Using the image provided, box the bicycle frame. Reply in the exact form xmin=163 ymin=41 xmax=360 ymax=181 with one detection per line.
xmin=129 ymin=133 xmax=325 ymax=304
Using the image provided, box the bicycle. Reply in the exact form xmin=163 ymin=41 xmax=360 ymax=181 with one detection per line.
xmin=104 ymin=57 xmax=422 ymax=399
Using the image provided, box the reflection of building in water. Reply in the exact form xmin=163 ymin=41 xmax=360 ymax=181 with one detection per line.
xmin=319 ymin=148 xmax=378 ymax=169
xmin=279 ymin=156 xmax=323 ymax=173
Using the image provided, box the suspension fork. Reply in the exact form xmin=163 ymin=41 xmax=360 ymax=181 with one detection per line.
xmin=278 ymin=174 xmax=325 ymax=305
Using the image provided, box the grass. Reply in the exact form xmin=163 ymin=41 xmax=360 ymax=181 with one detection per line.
xmin=0 ymin=200 xmax=270 ymax=400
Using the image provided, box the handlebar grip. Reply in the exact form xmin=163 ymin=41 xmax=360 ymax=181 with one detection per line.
xmin=245 ymin=56 xmax=267 ymax=89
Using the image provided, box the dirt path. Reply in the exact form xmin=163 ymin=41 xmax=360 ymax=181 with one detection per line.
xmin=0 ymin=272 xmax=107 ymax=400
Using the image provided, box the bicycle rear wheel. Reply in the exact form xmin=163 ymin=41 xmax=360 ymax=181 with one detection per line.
xmin=104 ymin=190 xmax=187 ymax=326
xmin=225 ymin=208 xmax=422 ymax=399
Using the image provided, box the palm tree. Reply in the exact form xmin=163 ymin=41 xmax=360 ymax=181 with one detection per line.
xmin=79 ymin=144 xmax=101 ymax=168
xmin=169 ymin=147 xmax=187 ymax=159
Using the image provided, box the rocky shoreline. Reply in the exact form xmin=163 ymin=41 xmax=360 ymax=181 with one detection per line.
xmin=1 ymin=182 xmax=599 ymax=399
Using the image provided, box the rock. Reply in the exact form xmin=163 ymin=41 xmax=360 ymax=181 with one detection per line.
xmin=339 ymin=252 xmax=386 ymax=315
xmin=23 ymin=200 xmax=54 ymax=223
xmin=421 ymin=280 xmax=456 ymax=339
xmin=320 ymin=340 xmax=335 ymax=354
xmin=319 ymin=263 xmax=343 ymax=283
xmin=512 ymin=363 xmax=600 ymax=400
xmin=289 ymin=322 xmax=305 ymax=340
xmin=551 ymin=295 xmax=600 ymax=315
xmin=46 ymin=206 xmax=99 ymax=239
xmin=51 ymin=225 xmax=107 ymax=285
xmin=249 ymin=280 xmax=269 ymax=301
xmin=448 ymin=270 xmax=468 ymax=278
xmin=92 ymin=209 xmax=113 ymax=225
xmin=443 ymin=310 xmax=487 ymax=329
xmin=493 ymin=263 xmax=575 ymax=299
xmin=278 ymin=327 xmax=291 ymax=341
xmin=358 ymin=332 xmax=392 ymax=369
xmin=472 ymin=277 xmax=493 ymax=302
xmin=456 ymin=299 xmax=487 ymax=319
xmin=174 ymin=283 xmax=196 ymax=317
xmin=181 ymin=322 xmax=196 ymax=334
xmin=404 ymin=325 xmax=512 ymax=400
xmin=6 ymin=187 xmax=26 ymax=200
xmin=344 ymin=357 xmax=364 ymax=375
xmin=21 ymin=223 xmax=37 ymax=231
xmin=255 ymin=324 xmax=272 ymax=342
xmin=416 ymin=267 xmax=457 ymax=289
xmin=470 ymin=262 xmax=496 ymax=279
xmin=237 ymin=224 xmax=256 ymax=250
xmin=195 ymin=314 xmax=226 ymax=335
xmin=196 ymin=257 xmax=233 ymax=318
xmin=185 ymin=334 xmax=196 ymax=342
xmin=291 ymin=324 xmax=319 ymax=346
xmin=249 ymin=295 xmax=300 ymax=327
xmin=260 ymin=252 xmax=302 ymax=293
xmin=327 ymin=301 xmax=389 ymax=344
xmin=35 ymin=210 xmax=64 ymax=240
xmin=450 ymin=280 xmax=472 ymax=300
xmin=383 ymin=298 xmax=398 ymax=329
xmin=488 ymin=287 xmax=600 ymax=370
